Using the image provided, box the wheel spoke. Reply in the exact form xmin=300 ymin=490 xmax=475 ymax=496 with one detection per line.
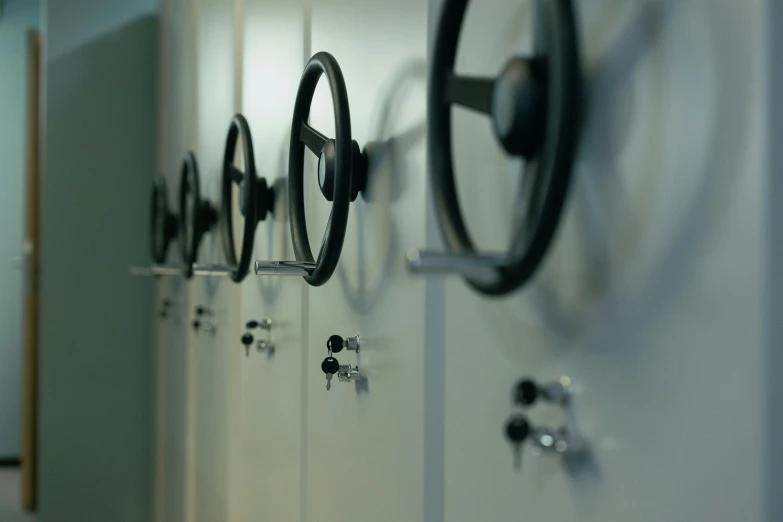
xmin=446 ymin=73 xmax=494 ymax=115
xmin=301 ymin=121 xmax=329 ymax=156
xmin=230 ymin=166 xmax=244 ymax=184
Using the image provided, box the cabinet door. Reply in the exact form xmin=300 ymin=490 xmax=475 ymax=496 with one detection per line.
xmin=303 ymin=1 xmax=428 ymax=522
xmin=157 ymin=1 xmax=199 ymax=521
xmin=192 ymin=1 xmax=242 ymax=521
xmin=235 ymin=1 xmax=309 ymax=521
xmin=431 ymin=1 xmax=767 ymax=521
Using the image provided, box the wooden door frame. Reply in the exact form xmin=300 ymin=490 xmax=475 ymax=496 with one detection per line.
xmin=21 ymin=29 xmax=40 ymax=512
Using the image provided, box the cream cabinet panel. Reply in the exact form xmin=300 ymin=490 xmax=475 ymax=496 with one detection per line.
xmin=235 ymin=1 xmax=309 ymax=521
xmin=429 ymin=1 xmax=767 ymax=521
xmin=304 ymin=1 xmax=429 ymax=522
xmin=157 ymin=0 xmax=200 ymax=521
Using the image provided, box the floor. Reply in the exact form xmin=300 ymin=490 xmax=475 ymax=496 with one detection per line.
xmin=0 ymin=468 xmax=35 ymax=522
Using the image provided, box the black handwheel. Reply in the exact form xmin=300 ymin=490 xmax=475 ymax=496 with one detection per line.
xmin=151 ymin=174 xmax=178 ymax=264
xmin=429 ymin=0 xmax=582 ymax=296
xmin=179 ymin=151 xmax=218 ymax=279
xmin=221 ymin=114 xmax=276 ymax=283
xmin=288 ymin=52 xmax=368 ymax=287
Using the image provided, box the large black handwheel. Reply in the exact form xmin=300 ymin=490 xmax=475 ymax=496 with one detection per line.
xmin=220 ymin=114 xmax=275 ymax=283
xmin=429 ymin=0 xmax=582 ymax=296
xmin=179 ymin=151 xmax=218 ymax=279
xmin=151 ymin=174 xmax=178 ymax=264
xmin=288 ymin=52 xmax=368 ymax=287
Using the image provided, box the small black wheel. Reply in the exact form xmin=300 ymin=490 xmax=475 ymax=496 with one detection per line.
xmin=429 ymin=0 xmax=582 ymax=296
xmin=151 ymin=174 xmax=178 ymax=264
xmin=288 ymin=52 xmax=367 ymax=287
xmin=221 ymin=114 xmax=276 ymax=283
xmin=179 ymin=151 xmax=217 ymax=279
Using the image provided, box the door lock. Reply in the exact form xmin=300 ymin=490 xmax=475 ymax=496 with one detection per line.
xmin=247 ymin=318 xmax=272 ymax=331
xmin=327 ymin=334 xmax=360 ymax=353
xmin=320 ymin=356 xmax=362 ymax=390
xmin=504 ymin=414 xmax=584 ymax=468
xmin=195 ymin=305 xmax=214 ymax=317
xmin=159 ymin=299 xmax=174 ymax=319
xmin=192 ymin=319 xmax=217 ymax=335
xmin=513 ymin=377 xmax=570 ymax=407
xmin=505 ymin=375 xmax=583 ymax=468
xmin=192 ymin=306 xmax=217 ymax=334
xmin=321 ymin=332 xmax=361 ymax=390
xmin=241 ymin=318 xmax=274 ymax=356
xmin=337 ymin=364 xmax=361 ymax=382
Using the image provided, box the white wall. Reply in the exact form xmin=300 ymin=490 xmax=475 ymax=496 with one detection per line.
xmin=40 ymin=0 xmax=158 ymax=520
xmin=0 ymin=0 xmax=40 ymax=460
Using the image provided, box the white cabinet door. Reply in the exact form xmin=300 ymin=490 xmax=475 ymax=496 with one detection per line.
xmin=303 ymin=1 xmax=428 ymax=522
xmin=235 ymin=1 xmax=309 ymax=521
xmin=157 ymin=0 xmax=199 ymax=521
xmin=431 ymin=1 xmax=768 ymax=521
xmin=191 ymin=1 xmax=242 ymax=521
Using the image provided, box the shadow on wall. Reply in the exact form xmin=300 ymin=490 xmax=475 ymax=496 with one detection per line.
xmin=40 ymin=14 xmax=157 ymax=522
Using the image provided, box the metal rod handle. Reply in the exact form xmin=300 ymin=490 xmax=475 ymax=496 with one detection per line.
xmin=192 ymin=264 xmax=236 ymax=276
xmin=406 ymin=250 xmax=507 ymax=279
xmin=254 ymin=261 xmax=317 ymax=276
xmin=129 ymin=264 xmax=182 ymax=276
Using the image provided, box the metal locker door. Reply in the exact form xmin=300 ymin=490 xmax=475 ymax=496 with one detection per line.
xmin=191 ymin=1 xmax=242 ymax=521
xmin=302 ymin=1 xmax=428 ymax=521
xmin=423 ymin=0 xmax=767 ymax=521
xmin=157 ymin=0 xmax=200 ymax=521
xmin=235 ymin=1 xmax=309 ymax=521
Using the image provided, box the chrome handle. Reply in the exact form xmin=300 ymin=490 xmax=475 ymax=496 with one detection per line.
xmin=129 ymin=264 xmax=182 ymax=276
xmin=254 ymin=261 xmax=317 ymax=276
xmin=192 ymin=264 xmax=236 ymax=276
xmin=406 ymin=250 xmax=507 ymax=279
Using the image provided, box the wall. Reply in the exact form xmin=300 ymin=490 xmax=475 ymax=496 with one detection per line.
xmin=767 ymin=2 xmax=783 ymax=520
xmin=39 ymin=0 xmax=158 ymax=520
xmin=0 ymin=0 xmax=40 ymax=460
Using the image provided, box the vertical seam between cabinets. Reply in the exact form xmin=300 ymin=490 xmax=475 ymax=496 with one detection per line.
xmin=423 ymin=3 xmax=445 ymax=521
xmin=233 ymin=0 xmax=245 ymax=115
xmin=184 ymin=2 xmax=200 ymax=522
xmin=767 ymin=2 xmax=783 ymax=521
xmin=299 ymin=8 xmax=312 ymax=522
xmin=154 ymin=2 xmax=171 ymax=521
